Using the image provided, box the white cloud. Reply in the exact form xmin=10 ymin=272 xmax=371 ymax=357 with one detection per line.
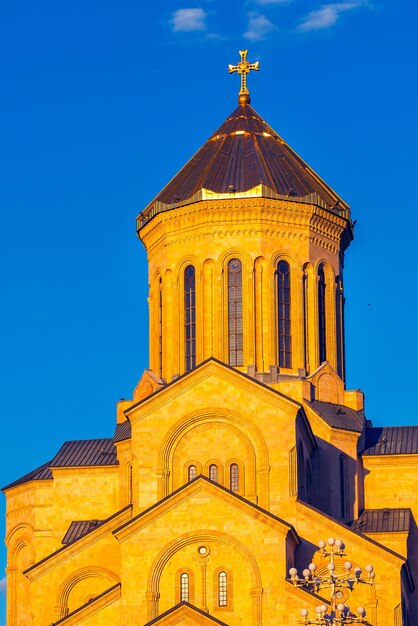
xmin=0 ymin=577 xmax=6 ymax=593
xmin=298 ymin=2 xmax=364 ymax=32
xmin=255 ymin=0 xmax=289 ymax=4
xmin=172 ymin=8 xmax=207 ymax=32
xmin=244 ymin=13 xmax=277 ymax=41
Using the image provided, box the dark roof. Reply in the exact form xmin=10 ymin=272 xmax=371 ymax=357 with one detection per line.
xmin=306 ymin=400 xmax=364 ymax=433
xmin=50 ymin=438 xmax=118 ymax=467
xmin=138 ymin=102 xmax=349 ymax=227
xmin=350 ymin=508 xmax=411 ymax=534
xmin=113 ymin=420 xmax=131 ymax=443
xmin=3 ymin=438 xmax=118 ymax=492
xmin=144 ymin=602 xmax=228 ymax=626
xmin=363 ymin=426 xmax=418 ymax=456
xmin=2 ymin=461 xmax=53 ymax=491
xmin=62 ymin=519 xmax=105 ymax=545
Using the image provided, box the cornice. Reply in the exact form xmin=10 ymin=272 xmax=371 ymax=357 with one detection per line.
xmin=139 ymin=199 xmax=348 ymax=260
xmin=362 ymin=454 xmax=418 ymax=467
xmin=295 ymin=500 xmax=405 ymax=567
xmin=50 ymin=465 xmax=119 ymax=478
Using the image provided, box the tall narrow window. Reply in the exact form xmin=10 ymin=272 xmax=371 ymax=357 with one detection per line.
xmin=188 ymin=465 xmax=197 ymax=481
xmin=318 ymin=265 xmax=327 ymax=363
xmin=297 ymin=442 xmax=305 ymax=500
xmin=184 ymin=265 xmax=196 ymax=372
xmin=303 ymin=269 xmax=309 ymax=372
xmin=158 ymin=277 xmax=163 ymax=377
xmin=339 ymin=455 xmax=346 ymax=519
xmin=336 ymin=276 xmax=345 ymax=380
xmin=218 ymin=571 xmax=227 ymax=607
xmin=230 ymin=463 xmax=239 ymax=492
xmin=277 ymin=260 xmax=291 ymax=368
xmin=180 ymin=573 xmax=189 ymax=602
xmin=228 ymin=259 xmax=243 ymax=366
xmin=209 ymin=464 xmax=218 ymax=482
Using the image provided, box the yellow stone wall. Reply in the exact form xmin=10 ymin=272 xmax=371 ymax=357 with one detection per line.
xmin=139 ymin=198 xmax=349 ymax=382
xmin=3 ymin=191 xmax=416 ymax=626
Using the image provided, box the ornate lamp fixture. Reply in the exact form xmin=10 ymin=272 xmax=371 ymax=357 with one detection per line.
xmin=288 ymin=538 xmax=375 ymax=624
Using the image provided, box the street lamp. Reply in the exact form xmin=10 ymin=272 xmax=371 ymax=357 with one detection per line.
xmin=288 ymin=538 xmax=375 ymax=624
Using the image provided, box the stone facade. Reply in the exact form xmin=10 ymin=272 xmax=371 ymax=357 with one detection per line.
xmin=3 ymin=92 xmax=417 ymax=626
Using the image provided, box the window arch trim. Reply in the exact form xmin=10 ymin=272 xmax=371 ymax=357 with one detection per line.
xmin=184 ymin=264 xmax=196 ymax=372
xmin=226 ymin=459 xmax=245 ymax=495
xmin=227 ymin=258 xmax=243 ymax=366
xmin=204 ymin=460 xmax=224 ymax=485
xmin=213 ymin=566 xmax=233 ymax=611
xmin=276 ymin=259 xmax=292 ymax=368
xmin=184 ymin=461 xmax=203 ymax=484
xmin=176 ymin=568 xmax=195 ymax=604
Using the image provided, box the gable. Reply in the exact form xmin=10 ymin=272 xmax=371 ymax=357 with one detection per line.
xmin=113 ymin=476 xmax=297 ymax=542
xmin=126 ymin=358 xmax=301 ymax=423
xmin=145 ymin=601 xmax=228 ymax=626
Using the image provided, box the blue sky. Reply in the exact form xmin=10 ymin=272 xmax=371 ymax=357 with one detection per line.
xmin=1 ymin=0 xmax=417 ymax=621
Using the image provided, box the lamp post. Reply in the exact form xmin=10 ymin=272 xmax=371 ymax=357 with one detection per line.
xmin=288 ymin=538 xmax=375 ymax=624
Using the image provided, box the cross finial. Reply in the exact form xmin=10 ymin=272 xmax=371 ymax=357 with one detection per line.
xmin=228 ymin=50 xmax=260 ymax=105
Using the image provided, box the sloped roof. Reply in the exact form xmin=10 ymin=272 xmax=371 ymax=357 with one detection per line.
xmin=139 ymin=102 xmax=349 ymax=226
xmin=2 ymin=461 xmax=52 ymax=491
xmin=4 ymin=438 xmax=118 ymax=491
xmin=363 ymin=426 xmax=418 ymax=455
xmin=62 ymin=519 xmax=105 ymax=545
xmin=50 ymin=438 xmax=118 ymax=467
xmin=113 ymin=420 xmax=131 ymax=443
xmin=350 ymin=508 xmax=411 ymax=534
xmin=306 ymin=400 xmax=364 ymax=433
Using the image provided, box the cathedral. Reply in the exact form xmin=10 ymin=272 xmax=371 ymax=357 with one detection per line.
xmin=3 ymin=52 xmax=417 ymax=626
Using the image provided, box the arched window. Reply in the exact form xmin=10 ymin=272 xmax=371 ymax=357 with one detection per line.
xmin=158 ymin=277 xmax=163 ymax=377
xmin=188 ymin=465 xmax=197 ymax=481
xmin=303 ymin=269 xmax=309 ymax=371
xmin=209 ymin=464 xmax=218 ymax=483
xmin=318 ymin=265 xmax=327 ymax=364
xmin=277 ymin=260 xmax=291 ymax=368
xmin=230 ymin=463 xmax=239 ymax=492
xmin=184 ymin=265 xmax=196 ymax=372
xmin=336 ymin=275 xmax=345 ymax=379
xmin=339 ymin=455 xmax=346 ymax=519
xmin=180 ymin=572 xmax=189 ymax=602
xmin=228 ymin=259 xmax=243 ymax=366
xmin=218 ymin=571 xmax=227 ymax=607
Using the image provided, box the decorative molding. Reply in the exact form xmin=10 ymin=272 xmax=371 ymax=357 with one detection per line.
xmin=139 ymin=199 xmax=348 ymax=260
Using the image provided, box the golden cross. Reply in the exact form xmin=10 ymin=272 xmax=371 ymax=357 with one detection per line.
xmin=228 ymin=50 xmax=260 ymax=99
